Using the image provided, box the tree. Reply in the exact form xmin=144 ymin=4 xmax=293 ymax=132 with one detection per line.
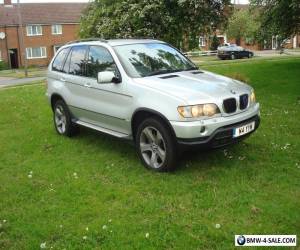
xmin=80 ymin=0 xmax=231 ymax=51
xmin=251 ymin=0 xmax=300 ymax=40
xmin=226 ymin=8 xmax=260 ymax=46
xmin=210 ymin=34 xmax=220 ymax=50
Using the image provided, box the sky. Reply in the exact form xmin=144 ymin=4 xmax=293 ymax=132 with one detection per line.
xmin=1 ymin=0 xmax=90 ymax=3
xmin=1 ymin=0 xmax=249 ymax=3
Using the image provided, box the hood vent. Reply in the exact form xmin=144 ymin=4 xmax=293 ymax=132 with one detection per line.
xmin=159 ymin=75 xmax=179 ymax=79
xmin=191 ymin=71 xmax=204 ymax=74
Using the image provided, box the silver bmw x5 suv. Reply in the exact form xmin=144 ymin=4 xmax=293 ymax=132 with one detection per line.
xmin=47 ymin=39 xmax=260 ymax=171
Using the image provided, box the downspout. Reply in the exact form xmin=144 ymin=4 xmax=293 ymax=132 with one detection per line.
xmin=4 ymin=25 xmax=11 ymax=69
xmin=16 ymin=26 xmax=22 ymax=67
xmin=17 ymin=0 xmax=28 ymax=75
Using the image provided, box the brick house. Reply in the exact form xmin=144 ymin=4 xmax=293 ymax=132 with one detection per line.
xmin=0 ymin=1 xmax=87 ymax=68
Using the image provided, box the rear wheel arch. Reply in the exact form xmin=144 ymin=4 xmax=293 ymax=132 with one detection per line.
xmin=53 ymin=99 xmax=79 ymax=137
xmin=131 ymin=108 xmax=177 ymax=142
xmin=51 ymin=93 xmax=66 ymax=110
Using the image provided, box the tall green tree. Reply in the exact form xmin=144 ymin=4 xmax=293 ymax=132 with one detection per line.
xmin=226 ymin=8 xmax=260 ymax=46
xmin=251 ymin=0 xmax=300 ymax=40
xmin=80 ymin=0 xmax=231 ymax=51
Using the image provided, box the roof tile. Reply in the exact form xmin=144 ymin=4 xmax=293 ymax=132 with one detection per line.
xmin=0 ymin=3 xmax=87 ymax=26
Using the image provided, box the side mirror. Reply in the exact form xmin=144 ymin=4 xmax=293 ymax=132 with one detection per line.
xmin=97 ymin=71 xmax=121 ymax=84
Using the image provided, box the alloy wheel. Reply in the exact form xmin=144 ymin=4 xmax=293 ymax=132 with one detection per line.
xmin=54 ymin=105 xmax=67 ymax=134
xmin=139 ymin=126 xmax=166 ymax=169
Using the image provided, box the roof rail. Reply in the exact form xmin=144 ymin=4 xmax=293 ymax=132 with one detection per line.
xmin=66 ymin=38 xmax=107 ymax=45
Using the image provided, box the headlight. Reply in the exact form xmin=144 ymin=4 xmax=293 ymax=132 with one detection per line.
xmin=250 ymin=90 xmax=256 ymax=103
xmin=177 ymin=104 xmax=220 ymax=118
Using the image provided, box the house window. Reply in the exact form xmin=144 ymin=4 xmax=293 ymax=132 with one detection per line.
xmin=26 ymin=47 xmax=47 ymax=59
xmin=26 ymin=25 xmax=43 ymax=36
xmin=52 ymin=24 xmax=62 ymax=35
xmin=199 ymin=36 xmax=206 ymax=47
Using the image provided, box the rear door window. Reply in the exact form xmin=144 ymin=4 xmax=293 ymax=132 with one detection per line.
xmin=52 ymin=47 xmax=70 ymax=72
xmin=68 ymin=46 xmax=88 ymax=76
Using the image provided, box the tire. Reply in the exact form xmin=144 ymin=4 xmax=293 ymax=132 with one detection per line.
xmin=231 ymin=53 xmax=235 ymax=60
xmin=135 ymin=117 xmax=177 ymax=172
xmin=53 ymin=99 xmax=79 ymax=137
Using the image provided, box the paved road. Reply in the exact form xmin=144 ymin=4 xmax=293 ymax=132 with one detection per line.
xmin=0 ymin=76 xmax=46 ymax=88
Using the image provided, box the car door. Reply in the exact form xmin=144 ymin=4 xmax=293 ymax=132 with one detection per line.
xmin=48 ymin=46 xmax=71 ymax=96
xmin=240 ymin=49 xmax=249 ymax=58
xmin=79 ymin=45 xmax=132 ymax=135
xmin=61 ymin=45 xmax=99 ymax=122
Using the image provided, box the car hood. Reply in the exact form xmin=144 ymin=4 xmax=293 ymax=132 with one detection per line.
xmin=132 ymin=70 xmax=251 ymax=105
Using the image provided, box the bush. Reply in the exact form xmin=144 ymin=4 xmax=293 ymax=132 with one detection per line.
xmin=0 ymin=61 xmax=9 ymax=71
xmin=210 ymin=35 xmax=220 ymax=51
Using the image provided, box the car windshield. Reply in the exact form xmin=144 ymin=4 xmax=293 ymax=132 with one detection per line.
xmin=113 ymin=43 xmax=197 ymax=78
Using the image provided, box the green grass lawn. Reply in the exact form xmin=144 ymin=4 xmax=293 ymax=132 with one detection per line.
xmin=190 ymin=54 xmax=300 ymax=67
xmin=0 ymin=58 xmax=299 ymax=249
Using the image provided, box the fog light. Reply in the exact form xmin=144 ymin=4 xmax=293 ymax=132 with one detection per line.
xmin=200 ymin=126 xmax=206 ymax=134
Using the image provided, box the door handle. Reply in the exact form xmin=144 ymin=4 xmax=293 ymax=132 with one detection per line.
xmin=84 ymin=83 xmax=92 ymax=88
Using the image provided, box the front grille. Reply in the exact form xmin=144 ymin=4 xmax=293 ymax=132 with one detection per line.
xmin=223 ymin=98 xmax=237 ymax=113
xmin=239 ymin=94 xmax=248 ymax=110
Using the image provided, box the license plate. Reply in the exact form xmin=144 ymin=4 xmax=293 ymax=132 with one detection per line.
xmin=233 ymin=121 xmax=255 ymax=138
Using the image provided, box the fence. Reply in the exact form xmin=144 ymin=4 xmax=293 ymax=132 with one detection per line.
xmin=184 ymin=50 xmax=217 ymax=57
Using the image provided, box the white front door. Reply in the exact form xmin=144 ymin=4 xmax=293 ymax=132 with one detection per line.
xmin=272 ymin=36 xmax=278 ymax=50
xmin=293 ymin=36 xmax=297 ymax=48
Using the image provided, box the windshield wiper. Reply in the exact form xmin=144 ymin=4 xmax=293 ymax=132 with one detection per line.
xmin=184 ymin=66 xmax=199 ymax=71
xmin=146 ymin=69 xmax=182 ymax=77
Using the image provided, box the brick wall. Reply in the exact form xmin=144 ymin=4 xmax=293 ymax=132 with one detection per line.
xmin=0 ymin=23 xmax=80 ymax=68
xmin=0 ymin=26 xmax=19 ymax=65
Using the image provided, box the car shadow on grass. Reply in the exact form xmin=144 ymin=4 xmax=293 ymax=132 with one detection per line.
xmin=74 ymin=126 xmax=261 ymax=173
xmin=176 ymin=139 xmax=264 ymax=172
xmin=76 ymin=126 xmax=137 ymax=153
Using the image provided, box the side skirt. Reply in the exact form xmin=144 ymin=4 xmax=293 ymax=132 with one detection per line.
xmin=73 ymin=119 xmax=132 ymax=139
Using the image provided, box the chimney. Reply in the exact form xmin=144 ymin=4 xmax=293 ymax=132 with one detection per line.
xmin=4 ymin=0 xmax=12 ymax=5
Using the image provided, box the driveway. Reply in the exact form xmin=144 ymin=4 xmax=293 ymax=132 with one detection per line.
xmin=0 ymin=76 xmax=46 ymax=88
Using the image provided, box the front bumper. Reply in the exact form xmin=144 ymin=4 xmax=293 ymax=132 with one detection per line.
xmin=177 ymin=115 xmax=260 ymax=149
xmin=170 ymin=103 xmax=260 ymax=148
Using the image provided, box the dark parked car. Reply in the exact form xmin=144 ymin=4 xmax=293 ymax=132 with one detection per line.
xmin=217 ymin=44 xmax=254 ymax=60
